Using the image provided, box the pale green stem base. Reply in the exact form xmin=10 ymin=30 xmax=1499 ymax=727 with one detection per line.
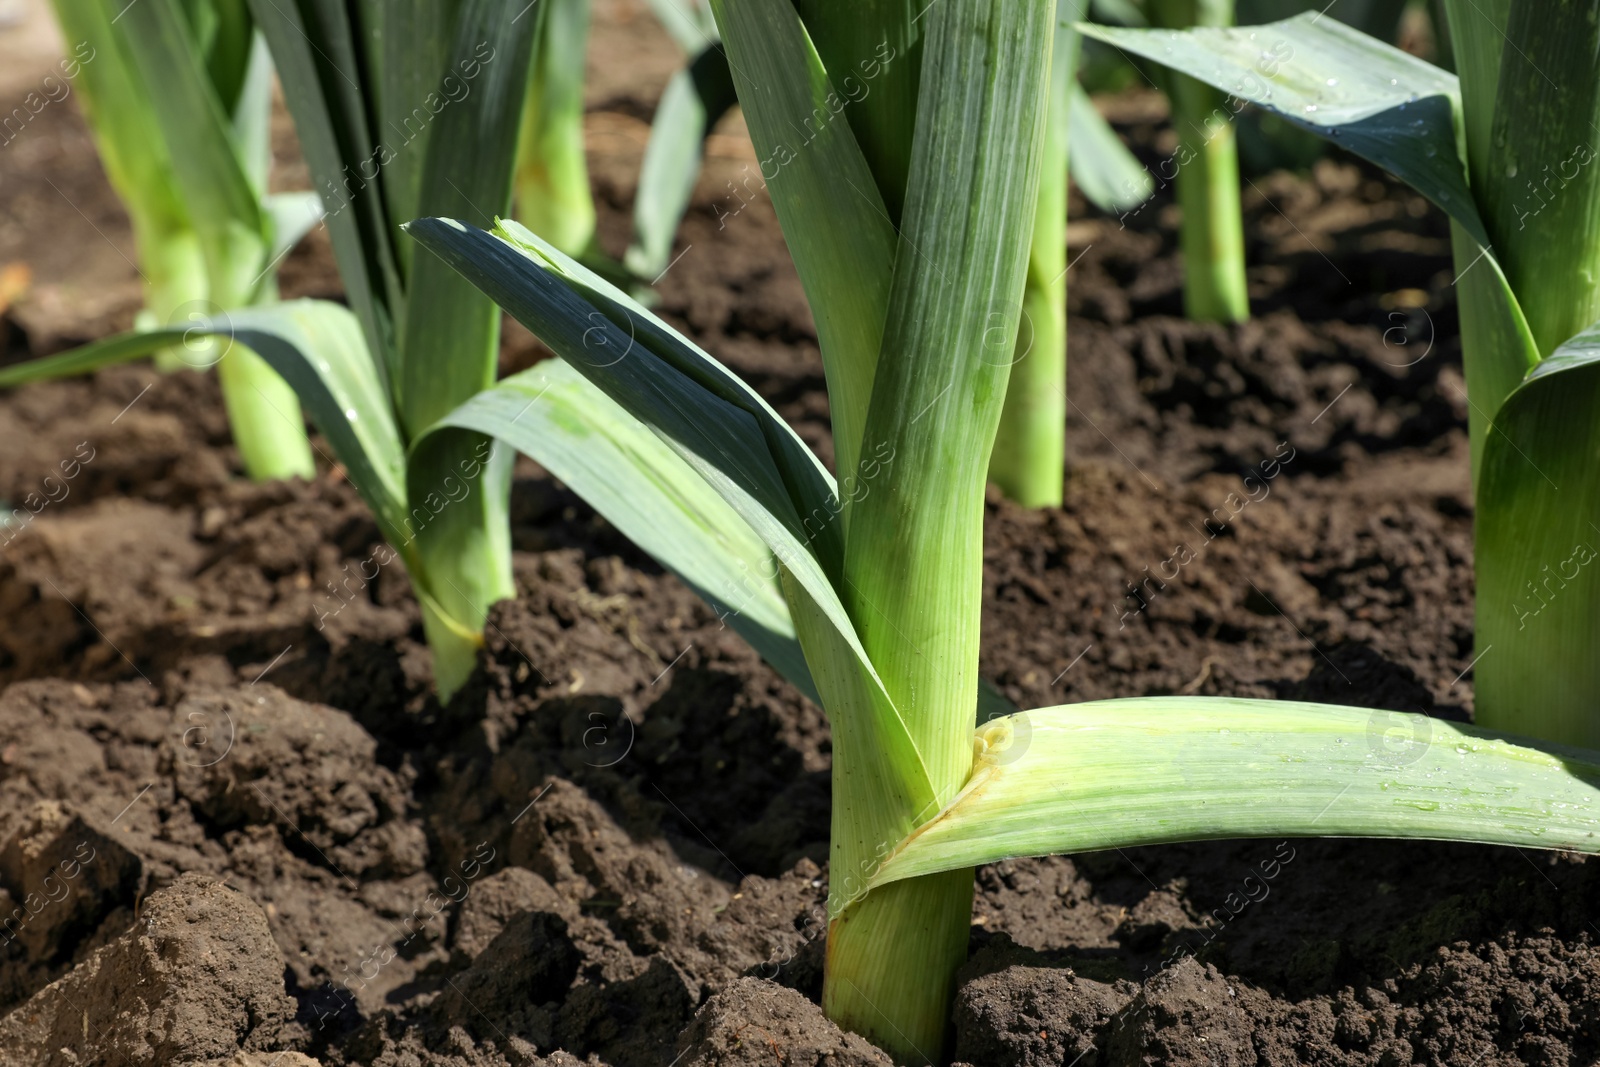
xmin=822 ymin=868 xmax=974 ymax=1066
xmin=133 ymin=225 xmax=208 ymax=373
xmin=215 ymin=343 xmax=316 ymax=482
xmin=419 ymin=590 xmax=486 ymax=703
xmin=516 ymin=0 xmax=596 ymax=257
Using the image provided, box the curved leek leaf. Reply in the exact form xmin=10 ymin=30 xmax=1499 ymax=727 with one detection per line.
xmin=1450 ymin=218 xmax=1539 ymax=483
xmin=0 ymin=329 xmax=186 ymax=387
xmin=867 ymin=698 xmax=1600 ymax=891
xmin=407 ymin=217 xmax=937 ymax=835
xmin=1476 ymin=320 xmax=1600 ymax=750
xmin=492 ymin=221 xmax=841 ymax=568
xmin=216 ymin=303 xmax=409 ymax=549
xmin=0 ymin=304 xmax=409 ymax=562
xmin=406 ymin=218 xmax=842 ymax=574
xmin=1080 ymin=12 xmax=1490 ymax=247
xmin=420 ymin=358 xmax=1018 ymax=748
xmin=1067 ymin=83 xmax=1152 ymax=213
xmin=416 ymin=358 xmax=815 ymax=702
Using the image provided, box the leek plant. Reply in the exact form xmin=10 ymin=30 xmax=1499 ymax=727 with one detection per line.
xmin=44 ymin=0 xmax=317 ymax=481
xmin=0 ymin=0 xmax=540 ymax=700
xmin=405 ymin=1 xmax=1600 ymax=1061
xmin=1082 ymin=3 xmax=1600 ymax=750
xmin=8 ymin=4 xmax=1600 ymax=1060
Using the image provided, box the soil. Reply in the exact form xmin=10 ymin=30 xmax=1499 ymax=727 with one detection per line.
xmin=0 ymin=1 xmax=1596 ymax=1065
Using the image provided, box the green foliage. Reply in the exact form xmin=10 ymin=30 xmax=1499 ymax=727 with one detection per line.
xmin=16 ymin=4 xmax=1600 ymax=1063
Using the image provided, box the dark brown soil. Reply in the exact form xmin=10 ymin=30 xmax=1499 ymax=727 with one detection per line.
xmin=1 ymin=2 xmax=1596 ymax=1065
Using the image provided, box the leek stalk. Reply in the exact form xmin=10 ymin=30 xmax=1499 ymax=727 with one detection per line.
xmin=1147 ymin=0 xmax=1250 ymax=322
xmin=987 ymin=1 xmax=1079 ymax=509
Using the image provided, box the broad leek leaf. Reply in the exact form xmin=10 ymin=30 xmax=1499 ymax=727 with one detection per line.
xmin=420 ymin=351 xmax=1018 ymax=733
xmin=868 ymin=698 xmax=1600 ymax=889
xmin=369 ymin=0 xmax=461 ymax=266
xmin=409 ymin=218 xmax=844 ymax=569
xmin=788 ymin=0 xmax=924 ymax=225
xmin=407 ymin=216 xmax=936 ymax=827
xmin=708 ymin=0 xmax=898 ymax=489
xmin=223 ymin=303 xmax=411 ymax=552
xmin=494 ymin=220 xmax=839 ymax=544
xmin=1080 ymin=12 xmax=1490 ymax=247
xmin=1472 ymin=0 xmax=1600 ymax=360
xmin=1067 ymin=83 xmax=1153 ymax=212
xmin=397 ymin=0 xmax=538 ymax=438
xmin=1476 ymin=320 xmax=1600 ymax=751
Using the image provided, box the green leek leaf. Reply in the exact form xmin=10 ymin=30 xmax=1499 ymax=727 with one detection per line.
xmin=0 ymin=304 xmax=408 ymax=559
xmin=515 ymin=0 xmax=597 ymax=259
xmin=868 ymin=698 xmax=1600 ymax=889
xmin=116 ymin=0 xmax=267 ymax=303
xmin=370 ymin=0 xmax=461 ymax=267
xmin=408 ymin=217 xmax=843 ymax=571
xmin=1080 ymin=12 xmax=1490 ymax=247
xmin=398 ymin=0 xmax=538 ymax=437
xmin=228 ymin=32 xmax=274 ymax=194
xmin=1476 ymin=319 xmax=1600 ymax=750
xmin=1449 ymin=219 xmax=1539 ymax=483
xmin=248 ymin=0 xmax=404 ymax=387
